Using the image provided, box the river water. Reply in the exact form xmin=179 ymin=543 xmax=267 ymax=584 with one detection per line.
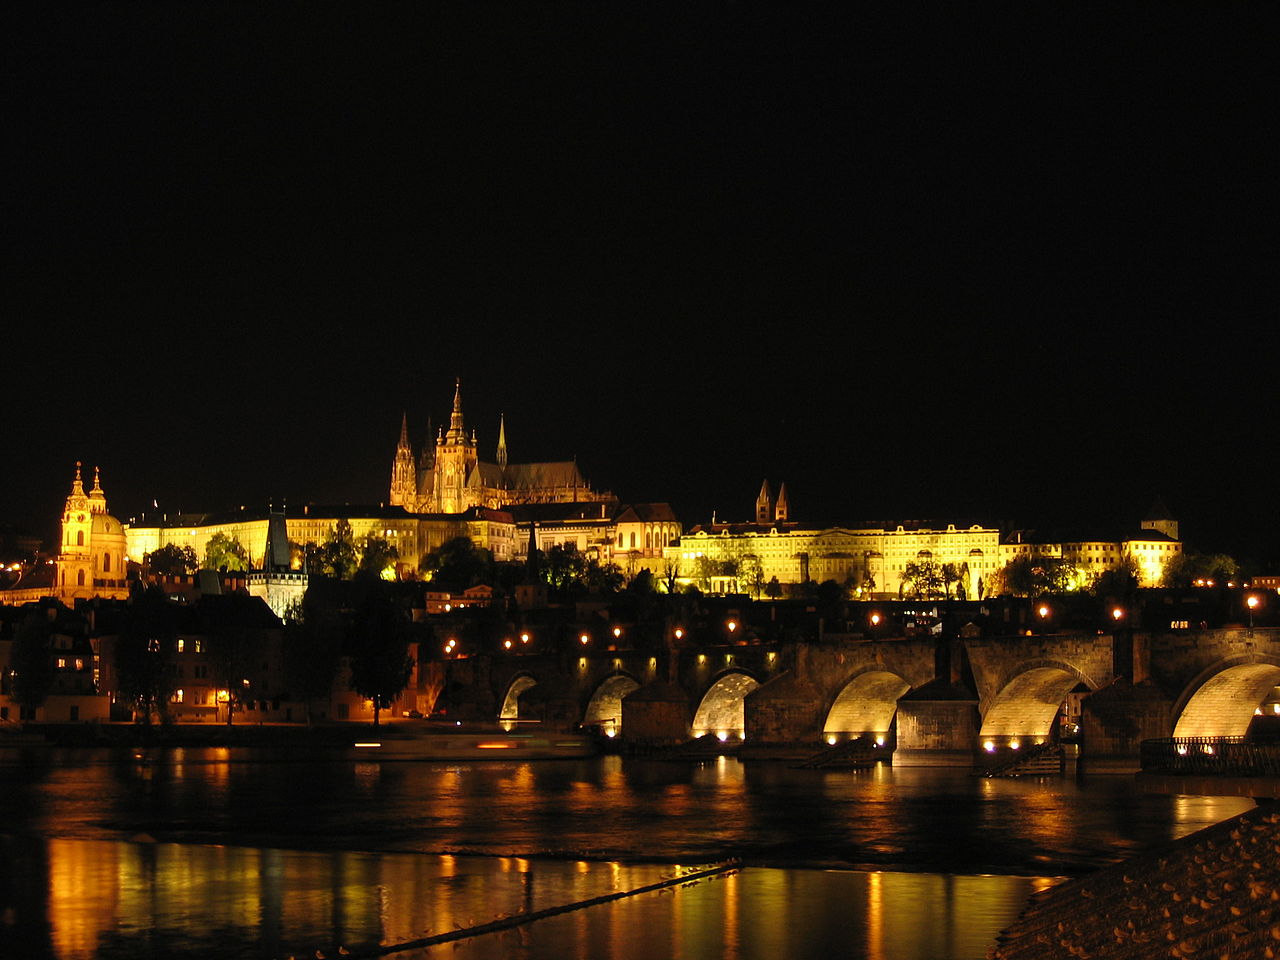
xmin=0 ymin=747 xmax=1254 ymax=959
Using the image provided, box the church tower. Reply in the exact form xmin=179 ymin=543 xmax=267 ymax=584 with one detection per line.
xmin=496 ymin=413 xmax=508 ymax=472
xmin=389 ymin=412 xmax=417 ymax=508
xmin=774 ymin=481 xmax=789 ymax=522
xmin=755 ymin=479 xmax=774 ymax=523
xmin=59 ymin=462 xmax=95 ymax=591
xmin=1141 ymin=496 xmax=1179 ymax=542
xmin=434 ymin=379 xmax=477 ymax=514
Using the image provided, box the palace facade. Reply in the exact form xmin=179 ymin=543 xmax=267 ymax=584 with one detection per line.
xmin=390 ymin=380 xmax=610 ymax=514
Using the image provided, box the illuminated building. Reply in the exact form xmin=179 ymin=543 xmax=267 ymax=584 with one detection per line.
xmin=0 ymin=463 xmax=129 ymax=605
xmin=389 ymin=380 xmax=611 ymax=513
xmin=668 ymin=485 xmax=1000 ymax=598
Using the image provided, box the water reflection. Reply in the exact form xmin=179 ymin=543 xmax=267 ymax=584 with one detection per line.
xmin=0 ymin=836 xmax=1048 ymax=960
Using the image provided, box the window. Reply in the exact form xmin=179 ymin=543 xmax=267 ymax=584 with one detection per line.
xmin=76 ymin=531 xmax=84 ymax=546
xmin=56 ymin=658 xmax=67 ymax=669
xmin=172 ymin=689 xmax=184 ymax=703
xmin=194 ymin=640 xmax=204 ymax=654
xmin=77 ymin=570 xmax=85 ymax=586
xmin=103 ymin=553 xmax=111 ymax=572
xmin=74 ymin=659 xmax=84 ymax=671
xmin=177 ymin=639 xmax=185 ymax=653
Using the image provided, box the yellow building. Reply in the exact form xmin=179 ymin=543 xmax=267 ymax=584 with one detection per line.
xmin=0 ymin=463 xmax=130 ymax=605
xmin=126 ymin=503 xmax=517 ymax=576
xmin=666 ymin=486 xmax=1000 ymax=598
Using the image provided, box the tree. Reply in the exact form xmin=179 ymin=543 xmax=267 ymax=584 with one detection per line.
xmin=422 ymin=536 xmax=492 ymax=591
xmin=764 ymin=576 xmax=783 ymax=600
xmin=10 ymin=613 xmax=56 ymax=719
xmin=282 ymin=595 xmax=343 ymax=725
xmin=204 ymin=532 xmax=249 ymax=572
xmin=348 ymin=582 xmax=415 ymax=726
xmin=627 ymin=568 xmax=657 ymax=595
xmin=115 ymin=589 xmax=179 ymax=725
xmin=661 ymin=559 xmax=681 ymax=595
xmin=1163 ymin=552 xmax=1240 ymax=589
xmin=317 ymin=519 xmax=359 ymax=579
xmin=941 ymin=563 xmax=960 ymax=599
xmin=903 ymin=559 xmax=944 ymax=599
xmin=1091 ymin=555 xmax=1142 ymax=602
xmin=147 ymin=543 xmax=198 ymax=576
xmin=358 ymin=534 xmax=399 ymax=579
xmin=739 ymin=554 xmax=765 ymax=599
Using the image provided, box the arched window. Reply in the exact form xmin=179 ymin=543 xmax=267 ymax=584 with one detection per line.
xmin=630 ymin=532 xmax=636 ymax=549
xmin=646 ymin=532 xmax=652 ymax=551
xmin=76 ymin=531 xmax=84 ymax=546
xmin=77 ymin=570 xmax=85 ymax=586
xmin=103 ymin=553 xmax=111 ymax=572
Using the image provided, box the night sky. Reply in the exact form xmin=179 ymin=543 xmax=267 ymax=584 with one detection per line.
xmin=5 ymin=6 xmax=1276 ymax=564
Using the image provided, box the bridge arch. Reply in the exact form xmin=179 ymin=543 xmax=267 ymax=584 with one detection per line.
xmin=692 ymin=670 xmax=761 ymax=741
xmin=499 ymin=673 xmax=538 ymax=721
xmin=822 ymin=668 xmax=911 ymax=742
xmin=582 ymin=673 xmax=642 ymax=738
xmin=979 ymin=659 xmax=1098 ymax=745
xmin=1173 ymin=654 xmax=1280 ymax=738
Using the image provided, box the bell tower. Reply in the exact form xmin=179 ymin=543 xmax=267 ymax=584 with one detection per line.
xmin=755 ymin=479 xmax=774 ymax=523
xmin=58 ymin=462 xmax=95 ymax=593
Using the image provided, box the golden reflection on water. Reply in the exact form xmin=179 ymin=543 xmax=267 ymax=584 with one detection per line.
xmin=23 ymin=837 xmax=1049 ymax=960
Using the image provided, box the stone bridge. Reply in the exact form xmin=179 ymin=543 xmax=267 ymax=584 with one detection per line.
xmin=429 ymin=627 xmax=1280 ymax=768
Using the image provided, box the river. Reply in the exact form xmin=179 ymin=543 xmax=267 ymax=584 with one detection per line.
xmin=0 ymin=747 xmax=1253 ymax=959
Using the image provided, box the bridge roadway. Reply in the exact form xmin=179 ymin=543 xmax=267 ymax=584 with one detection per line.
xmin=429 ymin=627 xmax=1280 ymax=769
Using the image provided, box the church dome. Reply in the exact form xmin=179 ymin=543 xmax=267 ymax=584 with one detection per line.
xmin=92 ymin=513 xmax=124 ymax=537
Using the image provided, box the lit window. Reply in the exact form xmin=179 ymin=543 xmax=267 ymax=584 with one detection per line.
xmin=56 ymin=658 xmax=67 ymax=669
xmin=177 ymin=639 xmax=185 ymax=653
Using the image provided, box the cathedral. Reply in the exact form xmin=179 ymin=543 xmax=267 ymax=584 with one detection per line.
xmin=389 ymin=380 xmax=609 ymax=515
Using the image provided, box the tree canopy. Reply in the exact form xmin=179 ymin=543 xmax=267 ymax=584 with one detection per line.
xmin=147 ymin=542 xmax=198 ymax=576
xmin=204 ymin=532 xmax=248 ymax=572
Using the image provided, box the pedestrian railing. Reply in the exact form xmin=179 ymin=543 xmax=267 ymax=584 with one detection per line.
xmin=1141 ymin=737 xmax=1280 ymax=776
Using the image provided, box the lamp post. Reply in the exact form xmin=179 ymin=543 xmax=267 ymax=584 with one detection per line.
xmin=1247 ymin=595 xmax=1260 ymax=632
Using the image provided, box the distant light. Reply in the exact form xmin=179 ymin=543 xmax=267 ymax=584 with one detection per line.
xmin=1009 ymin=739 xmax=1021 ymax=750
xmin=983 ymin=740 xmax=996 ymax=753
xmin=1037 ymin=605 xmax=1049 ymax=619
xmin=870 ymin=613 xmax=881 ymax=626
xmin=612 ymin=626 xmax=622 ymax=638
xmin=726 ymin=620 xmax=738 ymax=633
xmin=717 ymin=731 xmax=728 ymax=742
xmin=503 ymin=639 xmax=513 ymax=650
xmin=875 ymin=734 xmax=886 ymax=746
xmin=579 ymin=634 xmax=590 ymax=645
xmin=1248 ymin=595 xmax=1261 ymax=610
xmin=674 ymin=627 xmax=684 ymax=640
xmin=827 ymin=735 xmax=838 ymax=746
xmin=1112 ymin=607 xmax=1124 ymax=621
xmin=520 ymin=632 xmax=530 ymax=643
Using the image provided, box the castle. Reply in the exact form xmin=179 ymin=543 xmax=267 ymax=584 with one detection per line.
xmin=389 ymin=380 xmax=610 ymax=514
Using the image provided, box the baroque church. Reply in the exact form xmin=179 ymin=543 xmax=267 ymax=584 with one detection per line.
xmin=389 ymin=380 xmax=609 ymax=515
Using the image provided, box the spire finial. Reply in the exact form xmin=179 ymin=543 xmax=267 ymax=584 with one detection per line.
xmin=399 ymin=411 xmax=409 ymax=446
xmin=497 ymin=413 xmax=508 ymax=470
xmin=447 ymin=378 xmax=465 ymax=440
xmin=70 ymin=461 xmax=85 ymax=496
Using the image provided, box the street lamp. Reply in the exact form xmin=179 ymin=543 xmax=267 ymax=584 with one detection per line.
xmin=1248 ymin=594 xmax=1260 ymax=630
xmin=726 ymin=620 xmax=738 ymax=634
xmin=870 ymin=612 xmax=881 ymax=627
xmin=1111 ymin=607 xmax=1124 ymax=622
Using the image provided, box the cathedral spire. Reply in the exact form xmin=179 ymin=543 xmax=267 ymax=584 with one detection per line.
xmin=398 ymin=411 xmax=409 ymax=448
xmin=496 ymin=413 xmax=508 ymax=471
xmin=774 ymin=481 xmax=789 ymax=522
xmin=446 ymin=377 xmax=465 ymax=441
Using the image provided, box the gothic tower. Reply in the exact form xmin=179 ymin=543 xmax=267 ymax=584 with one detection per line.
xmin=434 ymin=379 xmax=477 ymax=513
xmin=389 ymin=412 xmax=417 ymax=508
xmin=496 ymin=413 xmax=508 ymax=472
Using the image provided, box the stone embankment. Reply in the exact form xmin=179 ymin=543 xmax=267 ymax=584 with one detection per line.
xmin=991 ymin=803 xmax=1280 ymax=959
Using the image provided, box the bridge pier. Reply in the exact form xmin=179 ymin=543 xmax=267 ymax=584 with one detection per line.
xmin=892 ymin=680 xmax=981 ymax=766
xmin=743 ymin=672 xmax=825 ymax=744
xmin=1080 ymin=680 xmax=1174 ymax=772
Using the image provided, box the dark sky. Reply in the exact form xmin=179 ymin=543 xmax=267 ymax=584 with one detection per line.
xmin=4 ymin=5 xmax=1276 ymax=563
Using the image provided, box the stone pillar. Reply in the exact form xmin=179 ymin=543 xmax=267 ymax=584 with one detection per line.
xmin=621 ymin=682 xmax=691 ymax=745
xmin=893 ymin=680 xmax=980 ymax=766
xmin=743 ymin=672 xmax=825 ymax=744
xmin=1080 ymin=678 xmax=1174 ymax=772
